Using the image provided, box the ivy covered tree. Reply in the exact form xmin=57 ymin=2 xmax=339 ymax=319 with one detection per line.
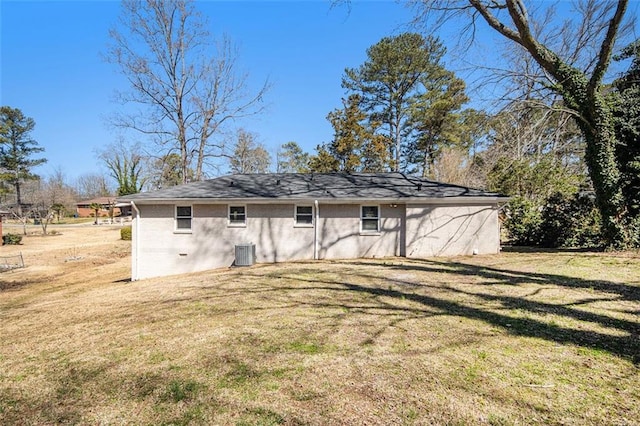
xmin=412 ymin=0 xmax=637 ymax=247
xmin=612 ymin=40 xmax=640 ymax=244
xmin=0 ymin=106 xmax=47 ymax=214
xmin=98 ymin=139 xmax=146 ymax=196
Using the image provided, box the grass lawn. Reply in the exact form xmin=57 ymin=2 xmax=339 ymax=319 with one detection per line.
xmin=1 ymin=233 xmax=638 ymax=424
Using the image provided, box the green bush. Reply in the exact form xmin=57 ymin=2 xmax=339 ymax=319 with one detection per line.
xmin=539 ymin=192 xmax=603 ymax=249
xmin=121 ymin=226 xmax=132 ymax=241
xmin=503 ymin=196 xmax=542 ymax=246
xmin=2 ymin=233 xmax=23 ymax=245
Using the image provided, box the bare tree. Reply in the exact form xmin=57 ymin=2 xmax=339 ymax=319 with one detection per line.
xmin=32 ymin=170 xmax=77 ymax=234
xmin=107 ymin=0 xmax=269 ymax=183
xmin=75 ymin=173 xmax=113 ymax=200
xmin=412 ymin=0 xmax=637 ymax=247
xmin=229 ymin=129 xmax=271 ymax=174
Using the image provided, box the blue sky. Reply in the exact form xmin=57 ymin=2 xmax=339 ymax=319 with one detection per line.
xmin=2 ymin=1 xmax=638 ymax=183
xmin=1 ymin=0 xmax=421 ymax=181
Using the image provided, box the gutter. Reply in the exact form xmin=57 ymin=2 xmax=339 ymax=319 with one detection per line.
xmin=131 ymin=201 xmax=140 ymax=281
xmin=124 ymin=196 xmax=509 ymax=205
xmin=314 ymin=199 xmax=319 ymax=260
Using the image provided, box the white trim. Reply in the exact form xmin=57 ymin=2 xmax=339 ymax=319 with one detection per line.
xmin=228 ymin=204 xmax=247 ymax=227
xmin=360 ymin=204 xmax=380 ymax=234
xmin=294 ymin=204 xmax=314 ymax=227
xmin=174 ymin=204 xmax=193 ymax=233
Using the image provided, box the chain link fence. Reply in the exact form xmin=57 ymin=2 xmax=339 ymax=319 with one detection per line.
xmin=0 ymin=253 xmax=25 ymax=272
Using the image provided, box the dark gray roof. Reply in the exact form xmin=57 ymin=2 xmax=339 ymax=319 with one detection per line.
xmin=120 ymin=172 xmax=506 ymax=202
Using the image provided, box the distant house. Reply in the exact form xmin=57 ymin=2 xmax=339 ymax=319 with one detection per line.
xmin=75 ymin=197 xmax=131 ymax=218
xmin=120 ymin=173 xmax=508 ymax=280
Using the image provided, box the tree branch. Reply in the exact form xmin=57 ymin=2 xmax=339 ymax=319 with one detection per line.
xmin=588 ymin=0 xmax=628 ymax=90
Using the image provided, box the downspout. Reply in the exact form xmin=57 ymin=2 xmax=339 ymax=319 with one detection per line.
xmin=314 ymin=199 xmax=319 ymax=260
xmin=131 ymin=201 xmax=140 ymax=281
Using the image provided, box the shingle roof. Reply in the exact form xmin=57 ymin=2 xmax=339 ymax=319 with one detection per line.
xmin=120 ymin=172 xmax=506 ymax=203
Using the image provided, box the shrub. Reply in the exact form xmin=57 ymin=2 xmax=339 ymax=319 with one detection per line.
xmin=120 ymin=226 xmax=132 ymax=241
xmin=503 ymin=196 xmax=542 ymax=246
xmin=2 ymin=233 xmax=23 ymax=245
xmin=539 ymin=192 xmax=603 ymax=249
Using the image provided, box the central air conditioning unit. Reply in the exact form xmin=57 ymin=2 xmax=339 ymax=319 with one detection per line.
xmin=235 ymin=243 xmax=256 ymax=266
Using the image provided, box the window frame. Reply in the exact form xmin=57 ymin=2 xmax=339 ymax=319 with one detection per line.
xmin=175 ymin=205 xmax=193 ymax=233
xmin=228 ymin=204 xmax=247 ymax=227
xmin=360 ymin=205 xmax=380 ymax=234
xmin=294 ymin=204 xmax=314 ymax=227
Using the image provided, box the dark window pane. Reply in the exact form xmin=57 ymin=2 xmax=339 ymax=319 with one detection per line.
xmin=296 ymin=215 xmax=313 ymax=224
xmin=229 ymin=206 xmax=246 ymax=223
xmin=176 ymin=206 xmax=191 ymax=217
xmin=362 ymin=206 xmax=378 ymax=218
xmin=362 ymin=219 xmax=378 ymax=231
xmin=296 ymin=206 xmax=313 ymax=225
xmin=176 ymin=218 xmax=191 ymax=229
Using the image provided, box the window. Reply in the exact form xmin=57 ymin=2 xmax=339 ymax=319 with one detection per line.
xmin=229 ymin=205 xmax=246 ymax=226
xmin=175 ymin=205 xmax=192 ymax=231
xmin=361 ymin=205 xmax=380 ymax=233
xmin=295 ymin=205 xmax=313 ymax=226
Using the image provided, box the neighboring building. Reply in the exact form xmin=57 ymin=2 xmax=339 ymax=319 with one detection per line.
xmin=120 ymin=173 xmax=508 ymax=280
xmin=75 ymin=197 xmax=131 ymax=218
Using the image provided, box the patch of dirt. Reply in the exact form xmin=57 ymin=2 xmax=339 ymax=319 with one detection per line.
xmin=0 ymin=225 xmax=131 ymax=293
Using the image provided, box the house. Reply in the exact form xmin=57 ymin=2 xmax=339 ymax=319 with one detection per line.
xmin=75 ymin=197 xmax=131 ymax=218
xmin=120 ymin=172 xmax=508 ymax=280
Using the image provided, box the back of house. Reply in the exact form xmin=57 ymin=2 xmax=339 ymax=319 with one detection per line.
xmin=119 ymin=172 xmax=508 ymax=280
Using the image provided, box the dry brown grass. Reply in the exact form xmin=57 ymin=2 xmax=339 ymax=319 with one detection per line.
xmin=1 ymin=226 xmax=639 ymax=425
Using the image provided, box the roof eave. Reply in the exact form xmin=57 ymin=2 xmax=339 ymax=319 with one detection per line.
xmin=121 ymin=195 xmax=509 ymax=205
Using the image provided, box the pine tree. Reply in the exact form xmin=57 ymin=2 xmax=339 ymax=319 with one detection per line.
xmin=0 ymin=106 xmax=46 ymax=213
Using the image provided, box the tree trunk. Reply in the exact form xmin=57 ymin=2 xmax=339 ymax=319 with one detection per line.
xmin=14 ymin=176 xmax=22 ymax=217
xmin=574 ymin=97 xmax=627 ymax=247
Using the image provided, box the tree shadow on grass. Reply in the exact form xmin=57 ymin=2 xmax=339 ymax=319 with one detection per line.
xmin=136 ymin=257 xmax=639 ymax=364
xmin=332 ymin=259 xmax=639 ymax=364
xmin=363 ymin=258 xmax=640 ymax=302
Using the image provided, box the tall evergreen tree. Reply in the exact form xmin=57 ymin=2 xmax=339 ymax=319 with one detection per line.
xmin=326 ymin=94 xmax=390 ymax=173
xmin=343 ymin=33 xmax=468 ymax=173
xmin=276 ymin=141 xmax=309 ymax=173
xmin=405 ymin=69 xmax=469 ymax=177
xmin=343 ymin=33 xmax=445 ymax=170
xmin=308 ymin=144 xmax=339 ymax=173
xmin=327 ymin=95 xmax=366 ymax=172
xmin=0 ymin=106 xmax=46 ymax=213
